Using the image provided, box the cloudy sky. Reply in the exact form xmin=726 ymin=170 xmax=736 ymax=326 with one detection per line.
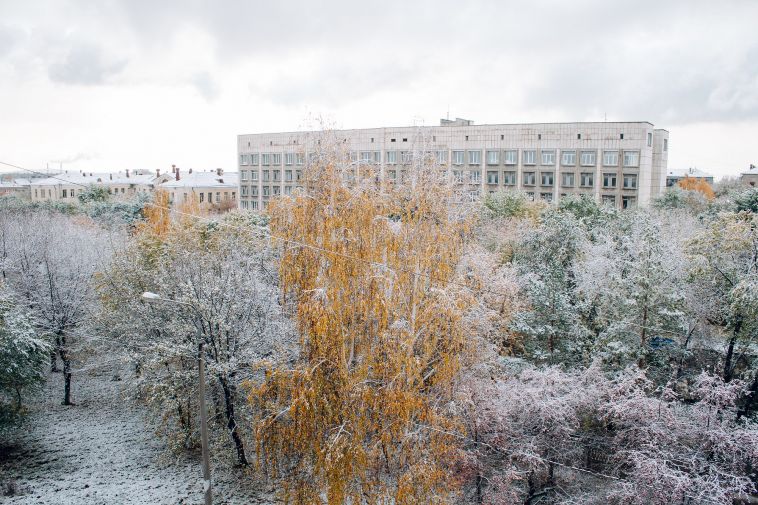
xmin=1 ymin=0 xmax=756 ymax=179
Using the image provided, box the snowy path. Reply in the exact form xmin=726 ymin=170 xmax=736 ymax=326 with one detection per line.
xmin=0 ymin=365 xmax=273 ymax=504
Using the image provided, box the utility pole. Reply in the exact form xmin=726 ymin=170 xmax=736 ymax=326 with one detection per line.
xmin=198 ymin=337 xmax=212 ymax=505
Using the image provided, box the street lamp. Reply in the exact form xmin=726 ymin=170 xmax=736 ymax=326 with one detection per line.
xmin=141 ymin=291 xmax=212 ymax=505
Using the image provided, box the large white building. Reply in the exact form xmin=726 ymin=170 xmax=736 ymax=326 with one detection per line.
xmin=237 ymin=120 xmax=669 ymax=210
xmin=160 ymin=167 xmax=238 ymax=211
xmin=29 ymin=169 xmax=167 ymax=202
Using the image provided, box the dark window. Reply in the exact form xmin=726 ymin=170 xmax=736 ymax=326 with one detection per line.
xmin=620 ymin=133 xmax=624 ymax=140
xmin=391 ymin=138 xmax=396 ymax=142
xmin=538 ymin=134 xmax=542 ymax=140
xmin=402 ymin=138 xmax=407 ymax=142
xmin=577 ymin=133 xmax=581 ymax=139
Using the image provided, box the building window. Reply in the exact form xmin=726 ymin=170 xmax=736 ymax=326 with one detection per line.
xmin=241 ymin=186 xmax=248 ymax=197
xmin=622 ymin=196 xmax=636 ymax=209
xmin=272 ymin=153 xmax=282 ymax=165
xmin=469 ymin=170 xmax=481 ymax=183
xmin=523 ymin=150 xmax=536 ymax=165
xmin=251 ymin=153 xmax=259 ymax=165
xmin=603 ymin=173 xmax=617 ymax=188
xmin=580 ymin=151 xmax=596 ymax=166
xmin=273 ymin=170 xmax=281 ymax=182
xmin=296 ymin=153 xmax=304 ymax=165
xmin=487 ymin=171 xmax=499 ymax=184
xmin=251 ymin=201 xmax=259 ymax=210
xmin=603 ymin=150 xmax=619 ymax=166
xmin=285 ymin=170 xmax=293 ymax=182
xmin=647 ymin=132 xmax=652 ymax=147
xmin=273 ymin=186 xmax=280 ymax=196
xmin=503 ymin=171 xmax=516 ymax=185
xmin=561 ymin=150 xmax=576 ymax=166
xmin=523 ymin=172 xmax=536 ymax=186
xmin=296 ymin=170 xmax=302 ymax=181
xmin=540 ymin=192 xmax=553 ymax=202
xmin=262 ymin=170 xmax=270 ymax=182
xmin=537 ymin=133 xmax=542 ymax=140
xmin=663 ymin=138 xmax=668 ymax=151
xmin=386 ymin=151 xmax=397 ymax=164
xmin=620 ymin=133 xmax=624 ymax=140
xmin=468 ymin=150 xmax=481 ymax=165
xmin=285 ymin=152 xmax=294 ymax=165
xmin=580 ymin=172 xmax=594 ymax=187
xmin=435 ymin=150 xmax=447 ymax=164
xmin=240 ymin=171 xmax=248 ymax=181
xmin=602 ymin=195 xmax=616 ymax=206
xmin=262 ymin=186 xmax=270 ymax=197
xmin=561 ymin=172 xmax=575 ymax=187
xmin=623 ymin=174 xmax=637 ymax=189
xmin=261 ymin=154 xmax=270 ymax=166
xmin=541 ymin=172 xmax=554 ymax=186
xmin=240 ymin=154 xmax=248 ymax=166
xmin=284 ymin=186 xmax=292 ymax=195
xmin=388 ymin=170 xmax=397 ymax=181
xmin=199 ymin=192 xmax=205 ymax=203
xmin=401 ymin=151 xmax=412 ymax=164
xmin=453 ymin=150 xmax=465 ymax=165
xmin=486 ymin=150 xmax=499 ymax=165
xmin=541 ymin=150 xmax=555 ymax=165
xmin=577 ymin=133 xmax=582 ymax=140
xmin=623 ymin=151 xmax=640 ymax=167
xmin=504 ymin=150 xmax=518 ymax=165
xmin=251 ymin=171 xmax=259 ymax=181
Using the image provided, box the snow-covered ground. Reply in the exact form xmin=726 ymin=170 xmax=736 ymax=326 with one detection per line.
xmin=0 ymin=364 xmax=274 ymax=504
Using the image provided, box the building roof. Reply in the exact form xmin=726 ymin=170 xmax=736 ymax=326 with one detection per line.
xmin=741 ymin=165 xmax=758 ymax=176
xmin=0 ymin=178 xmax=32 ymax=188
xmin=159 ymin=171 xmax=238 ymax=190
xmin=667 ymin=167 xmax=713 ymax=179
xmin=29 ymin=171 xmax=158 ymax=186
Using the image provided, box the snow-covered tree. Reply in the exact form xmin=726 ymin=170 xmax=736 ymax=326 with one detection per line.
xmin=0 ymin=287 xmax=50 ymax=423
xmin=98 ymin=209 xmax=292 ymax=465
xmin=0 ymin=210 xmax=115 ymax=405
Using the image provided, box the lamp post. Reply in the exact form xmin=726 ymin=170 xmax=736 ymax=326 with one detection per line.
xmin=142 ymin=292 xmax=212 ymax=505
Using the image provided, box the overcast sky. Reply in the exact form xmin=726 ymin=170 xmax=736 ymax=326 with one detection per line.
xmin=1 ymin=0 xmax=756 ymax=179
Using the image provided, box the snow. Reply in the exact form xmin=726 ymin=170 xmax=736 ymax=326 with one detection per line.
xmin=0 ymin=364 xmax=274 ymax=504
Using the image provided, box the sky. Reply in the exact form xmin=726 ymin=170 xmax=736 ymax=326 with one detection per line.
xmin=1 ymin=0 xmax=756 ymax=180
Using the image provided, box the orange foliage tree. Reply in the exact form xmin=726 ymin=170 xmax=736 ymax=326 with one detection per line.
xmin=678 ymin=176 xmax=715 ymax=200
xmin=248 ymin=147 xmax=472 ymax=504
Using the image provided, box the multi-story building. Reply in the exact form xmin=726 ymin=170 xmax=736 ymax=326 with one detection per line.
xmin=237 ymin=119 xmax=669 ymax=211
xmin=0 ymin=177 xmax=32 ymax=199
xmin=666 ymin=167 xmax=714 ymax=187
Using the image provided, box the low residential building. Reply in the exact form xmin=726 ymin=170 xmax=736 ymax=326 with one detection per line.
xmin=237 ymin=119 xmax=669 ymax=210
xmin=0 ymin=177 xmax=32 ymax=199
xmin=666 ymin=167 xmax=714 ymax=187
xmin=29 ymin=169 xmax=167 ymax=202
xmin=159 ymin=167 xmax=238 ymax=212
xmin=741 ymin=164 xmax=758 ymax=187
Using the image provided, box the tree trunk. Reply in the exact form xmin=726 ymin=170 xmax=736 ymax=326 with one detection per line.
xmin=219 ymin=376 xmax=248 ymax=466
xmin=737 ymin=373 xmax=758 ymax=420
xmin=60 ymin=348 xmax=73 ymax=405
xmin=723 ymin=318 xmax=741 ymax=383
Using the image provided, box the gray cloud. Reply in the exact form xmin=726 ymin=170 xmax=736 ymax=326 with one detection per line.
xmin=190 ymin=71 xmax=219 ymax=101
xmin=47 ymin=43 xmax=127 ymax=85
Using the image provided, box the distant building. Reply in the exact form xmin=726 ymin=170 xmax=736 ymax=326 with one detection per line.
xmin=29 ymin=170 xmax=168 ymax=202
xmin=0 ymin=177 xmax=32 ymax=199
xmin=741 ymin=164 xmax=758 ymax=187
xmin=666 ymin=167 xmax=714 ymax=187
xmin=237 ymin=120 xmax=669 ymax=210
xmin=159 ymin=167 xmax=238 ymax=212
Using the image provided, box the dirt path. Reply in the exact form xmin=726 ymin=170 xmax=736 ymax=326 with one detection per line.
xmin=0 ymin=364 xmax=272 ymax=504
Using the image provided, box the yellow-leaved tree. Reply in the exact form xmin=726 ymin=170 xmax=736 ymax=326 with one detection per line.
xmin=678 ymin=176 xmax=715 ymax=200
xmin=248 ymin=143 xmax=472 ymax=504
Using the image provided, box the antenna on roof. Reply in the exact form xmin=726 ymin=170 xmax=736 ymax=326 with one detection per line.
xmin=446 ymin=105 xmax=450 ymax=121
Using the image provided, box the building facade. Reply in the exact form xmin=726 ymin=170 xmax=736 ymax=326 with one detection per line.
xmin=159 ymin=167 xmax=238 ymax=211
xmin=237 ymin=120 xmax=669 ymax=210
xmin=29 ymin=169 xmax=167 ymax=202
xmin=742 ymin=164 xmax=758 ymax=187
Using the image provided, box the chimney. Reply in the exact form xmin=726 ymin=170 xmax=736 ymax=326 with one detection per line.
xmin=156 ymin=168 xmax=160 ymax=178
xmin=90 ymin=172 xmax=93 ymax=177
xmin=172 ymin=164 xmax=176 ymax=174
xmin=109 ymin=174 xmax=112 ymax=180
xmin=126 ymin=169 xmax=130 ymax=178
xmin=216 ymin=168 xmax=223 ymax=176
xmin=189 ymin=168 xmax=193 ymax=174
xmin=175 ymin=167 xmax=180 ymax=181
